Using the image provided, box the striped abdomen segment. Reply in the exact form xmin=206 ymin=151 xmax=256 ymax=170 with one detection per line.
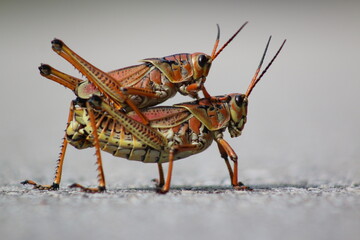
xmin=66 ymin=108 xmax=167 ymax=163
xmin=66 ymin=107 xmax=214 ymax=163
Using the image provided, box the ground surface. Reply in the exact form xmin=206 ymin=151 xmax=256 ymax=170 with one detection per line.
xmin=1 ymin=183 xmax=359 ymax=240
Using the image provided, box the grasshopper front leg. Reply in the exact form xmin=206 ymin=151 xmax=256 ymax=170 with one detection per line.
xmin=215 ymin=135 xmax=252 ymax=191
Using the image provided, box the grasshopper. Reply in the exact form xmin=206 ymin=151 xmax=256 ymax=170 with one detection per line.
xmin=41 ymin=23 xmax=248 ymax=125
xmin=22 ymin=36 xmax=286 ymax=193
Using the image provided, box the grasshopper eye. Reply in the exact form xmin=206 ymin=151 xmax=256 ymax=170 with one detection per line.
xmin=235 ymin=95 xmax=244 ymax=107
xmin=198 ymin=55 xmax=208 ymax=68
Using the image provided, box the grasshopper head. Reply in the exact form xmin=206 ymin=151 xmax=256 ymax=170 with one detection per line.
xmin=228 ymin=93 xmax=248 ymax=137
xmin=190 ymin=52 xmax=212 ymax=80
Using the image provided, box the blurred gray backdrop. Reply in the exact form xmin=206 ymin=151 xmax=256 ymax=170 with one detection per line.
xmin=0 ymin=0 xmax=359 ymax=239
xmin=1 ymin=0 xmax=358 ymax=186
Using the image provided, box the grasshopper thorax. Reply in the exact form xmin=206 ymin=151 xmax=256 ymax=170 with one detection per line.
xmin=228 ymin=93 xmax=248 ymax=138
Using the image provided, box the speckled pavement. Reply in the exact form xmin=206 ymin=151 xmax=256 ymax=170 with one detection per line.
xmin=1 ymin=183 xmax=359 ymax=240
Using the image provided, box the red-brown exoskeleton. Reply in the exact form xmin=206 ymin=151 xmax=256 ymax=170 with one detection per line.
xmin=22 ymin=36 xmax=286 ymax=193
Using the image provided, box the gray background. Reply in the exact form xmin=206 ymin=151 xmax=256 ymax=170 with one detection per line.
xmin=0 ymin=0 xmax=359 ymax=240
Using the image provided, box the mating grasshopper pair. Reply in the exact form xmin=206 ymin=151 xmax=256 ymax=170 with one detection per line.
xmin=22 ymin=23 xmax=286 ymax=193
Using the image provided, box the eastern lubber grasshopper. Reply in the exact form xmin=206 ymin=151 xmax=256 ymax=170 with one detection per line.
xmin=41 ymin=22 xmax=248 ymax=125
xmin=22 ymin=36 xmax=286 ymax=193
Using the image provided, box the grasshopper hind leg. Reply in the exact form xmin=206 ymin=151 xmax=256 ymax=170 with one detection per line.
xmin=21 ymin=101 xmax=76 ymax=191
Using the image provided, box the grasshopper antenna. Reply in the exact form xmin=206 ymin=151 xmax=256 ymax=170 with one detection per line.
xmin=212 ymin=21 xmax=249 ymax=61
xmin=246 ymin=37 xmax=286 ymax=97
xmin=210 ymin=24 xmax=220 ymax=59
xmin=246 ymin=35 xmax=272 ymax=96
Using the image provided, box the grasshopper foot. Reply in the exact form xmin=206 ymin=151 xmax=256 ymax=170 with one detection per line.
xmin=233 ymin=182 xmax=253 ymax=191
xmin=69 ymin=183 xmax=106 ymax=193
xmin=21 ymin=180 xmax=59 ymax=190
xmin=155 ymin=182 xmax=169 ymax=194
xmin=156 ymin=187 xmax=169 ymax=194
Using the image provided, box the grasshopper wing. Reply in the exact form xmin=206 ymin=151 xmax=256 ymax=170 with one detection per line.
xmin=108 ymin=64 xmax=151 ymax=87
xmin=127 ymin=106 xmax=193 ymax=128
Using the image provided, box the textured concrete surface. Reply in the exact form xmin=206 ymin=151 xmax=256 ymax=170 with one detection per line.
xmin=1 ymin=184 xmax=359 ymax=240
xmin=1 ymin=0 xmax=359 ymax=240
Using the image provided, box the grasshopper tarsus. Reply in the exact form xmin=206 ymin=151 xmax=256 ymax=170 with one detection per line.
xmin=20 ymin=179 xmax=34 ymax=186
xmin=233 ymin=182 xmax=253 ymax=191
xmin=69 ymin=183 xmax=106 ymax=193
xmin=154 ymin=179 xmax=168 ymax=194
xmin=21 ymin=180 xmax=59 ymax=191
